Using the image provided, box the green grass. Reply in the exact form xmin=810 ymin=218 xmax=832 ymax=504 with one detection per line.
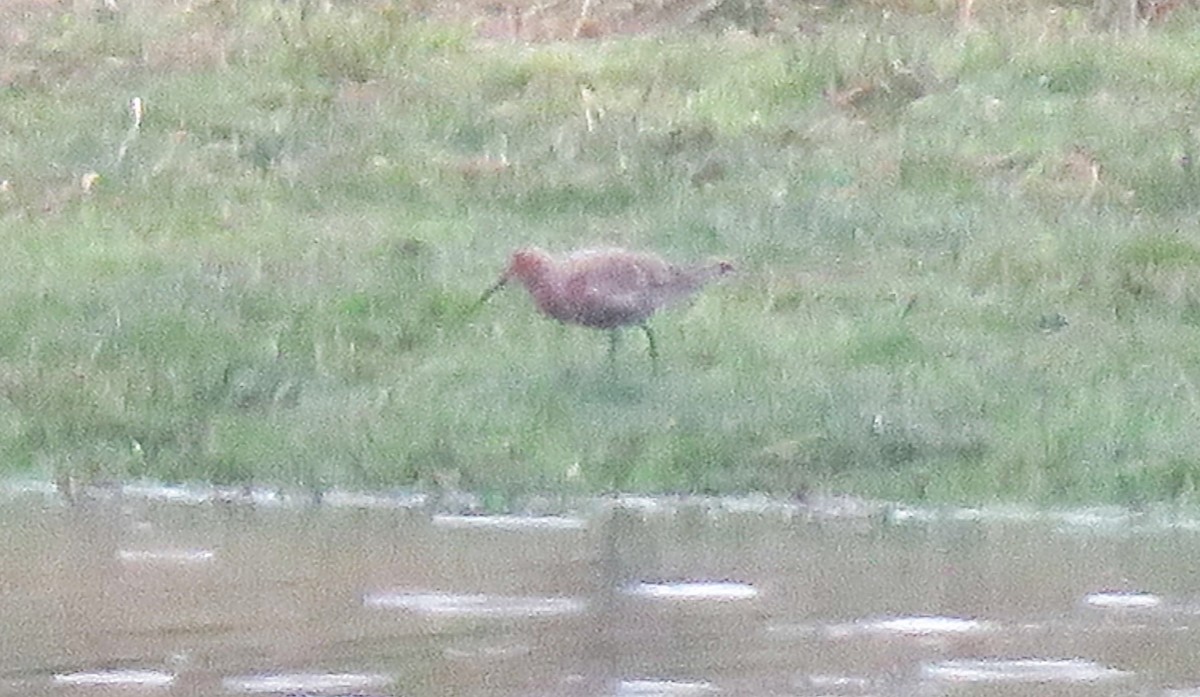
xmin=6 ymin=0 xmax=1200 ymax=505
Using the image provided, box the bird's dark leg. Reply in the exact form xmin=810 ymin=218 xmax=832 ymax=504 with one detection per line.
xmin=640 ymin=322 xmax=658 ymax=369
xmin=608 ymin=329 xmax=620 ymax=363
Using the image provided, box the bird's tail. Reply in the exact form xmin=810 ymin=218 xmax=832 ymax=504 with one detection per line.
xmin=691 ymin=259 xmax=735 ymax=282
xmin=659 ymin=259 xmax=734 ymax=306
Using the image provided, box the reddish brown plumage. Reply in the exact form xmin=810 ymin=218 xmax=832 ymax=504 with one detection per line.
xmin=480 ymin=247 xmax=733 ymax=360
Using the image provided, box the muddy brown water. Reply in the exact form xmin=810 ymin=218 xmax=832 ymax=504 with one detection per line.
xmin=2 ymin=485 xmax=1199 ymax=697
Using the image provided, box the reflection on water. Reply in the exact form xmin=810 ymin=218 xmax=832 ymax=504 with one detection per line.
xmin=1082 ymin=590 xmax=1163 ymax=610
xmin=363 ymin=591 xmax=587 ymax=618
xmin=624 ymin=581 xmax=759 ymax=601
xmin=840 ymin=615 xmax=993 ymax=636
xmin=2 ymin=482 xmax=1200 ymax=696
xmin=921 ymin=658 xmax=1132 ymax=684
xmin=615 ymin=679 xmax=717 ymax=695
xmin=222 ymin=672 xmax=392 ymax=694
xmin=53 ymin=670 xmax=177 ymax=688
xmin=117 ymin=549 xmax=217 ymax=565
xmin=431 ymin=514 xmax=588 ymax=531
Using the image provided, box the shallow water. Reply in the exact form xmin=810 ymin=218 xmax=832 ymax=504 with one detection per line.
xmin=2 ymin=484 xmax=1200 ymax=696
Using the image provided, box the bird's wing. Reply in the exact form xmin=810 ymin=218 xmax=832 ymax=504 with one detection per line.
xmin=563 ymin=255 xmax=662 ymax=327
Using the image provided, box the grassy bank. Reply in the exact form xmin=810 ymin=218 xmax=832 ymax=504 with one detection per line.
xmin=4 ymin=0 xmax=1200 ymax=504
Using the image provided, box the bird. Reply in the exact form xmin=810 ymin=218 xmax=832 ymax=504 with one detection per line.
xmin=479 ymin=247 xmax=734 ymax=363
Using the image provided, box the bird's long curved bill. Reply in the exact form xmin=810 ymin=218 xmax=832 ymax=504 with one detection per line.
xmin=476 ymin=276 xmax=508 ymax=308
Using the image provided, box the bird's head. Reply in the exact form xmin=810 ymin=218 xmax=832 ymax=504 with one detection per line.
xmin=504 ymin=248 xmax=553 ymax=283
xmin=479 ymin=247 xmax=552 ymax=305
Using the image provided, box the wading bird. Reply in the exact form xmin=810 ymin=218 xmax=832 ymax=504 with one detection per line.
xmin=479 ymin=247 xmax=734 ymax=363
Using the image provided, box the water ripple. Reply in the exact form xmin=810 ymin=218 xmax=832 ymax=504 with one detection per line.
xmin=222 ymin=672 xmax=391 ymax=694
xmin=625 ymin=581 xmax=758 ymax=601
xmin=922 ymin=658 xmax=1131 ymax=684
xmin=53 ymin=669 xmax=175 ymax=688
xmin=363 ymin=591 xmax=586 ymax=618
